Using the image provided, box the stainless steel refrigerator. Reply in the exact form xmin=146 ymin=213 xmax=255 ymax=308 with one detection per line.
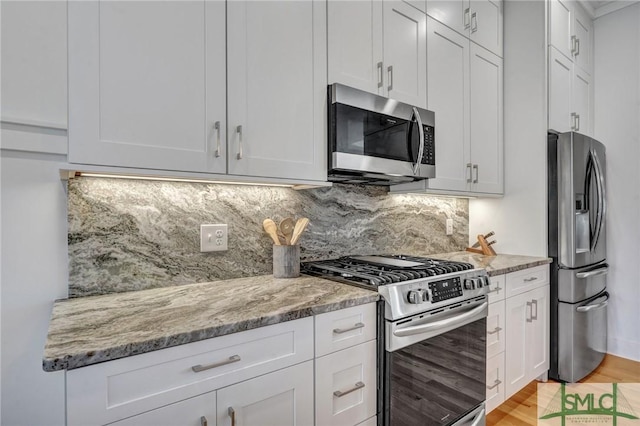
xmin=548 ymin=131 xmax=609 ymax=382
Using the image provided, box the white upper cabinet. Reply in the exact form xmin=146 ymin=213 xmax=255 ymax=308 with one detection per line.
xmin=549 ymin=0 xmax=592 ymax=75
xmin=572 ymin=66 xmax=592 ymax=135
xmin=549 ymin=0 xmax=573 ymax=60
xmin=572 ymin=4 xmax=592 ymax=75
xmin=226 ymin=0 xmax=326 ymax=181
xmin=427 ymin=0 xmax=503 ymax=57
xmin=328 ymin=0 xmax=427 ymax=108
xmin=68 ymin=1 xmax=226 ymax=174
xmin=549 ymin=46 xmax=573 ymax=133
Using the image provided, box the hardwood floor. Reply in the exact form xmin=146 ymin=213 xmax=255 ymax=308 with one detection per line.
xmin=486 ymin=354 xmax=640 ymax=425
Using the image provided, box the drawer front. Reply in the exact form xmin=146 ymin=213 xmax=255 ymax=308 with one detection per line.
xmin=356 ymin=416 xmax=377 ymax=426
xmin=487 ymin=274 xmax=506 ymax=303
xmin=315 ymin=340 xmax=377 ymax=426
xmin=315 ymin=303 xmax=377 ymax=357
xmin=487 ymin=299 xmax=505 ymax=358
xmin=486 ymin=351 xmax=505 ymax=413
xmin=505 ymin=265 xmax=549 ymax=298
xmin=67 ymin=317 xmax=313 ymax=426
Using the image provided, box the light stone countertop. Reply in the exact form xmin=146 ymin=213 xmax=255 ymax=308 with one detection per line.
xmin=428 ymin=251 xmax=552 ymax=276
xmin=43 ymin=275 xmax=378 ymax=372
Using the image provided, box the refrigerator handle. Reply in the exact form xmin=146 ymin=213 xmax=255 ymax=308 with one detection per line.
xmin=590 ymin=149 xmax=606 ymax=252
xmin=576 ymin=266 xmax=609 ymax=279
xmin=576 ymin=292 xmax=609 ymax=313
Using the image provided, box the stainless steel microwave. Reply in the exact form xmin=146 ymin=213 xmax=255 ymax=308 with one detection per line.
xmin=328 ymin=83 xmax=435 ymax=185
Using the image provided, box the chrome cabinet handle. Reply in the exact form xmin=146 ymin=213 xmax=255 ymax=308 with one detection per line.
xmin=532 ymin=299 xmax=538 ymax=321
xmin=387 ymin=65 xmax=393 ymax=91
xmin=464 ymin=8 xmax=471 ymax=29
xmin=236 ymin=125 xmax=243 ymax=160
xmin=333 ymin=322 xmax=364 ymax=334
xmin=333 ymin=381 xmax=365 ymax=397
xmin=571 ymin=35 xmax=577 ymax=56
xmin=575 ymin=114 xmax=580 ymax=131
xmin=571 ymin=112 xmax=577 ymax=130
xmin=489 ymin=286 xmax=502 ymax=294
xmin=526 ymin=301 xmax=533 ymax=322
xmin=472 ymin=164 xmax=479 ymax=183
xmin=523 ymin=276 xmax=538 ymax=282
xmin=471 ymin=12 xmax=478 ymax=33
xmin=576 ymin=267 xmax=608 ymax=279
xmin=191 ymin=354 xmax=241 ymax=373
xmin=228 ymin=407 xmax=236 ymax=426
xmin=200 ymin=416 xmax=208 ymax=426
xmin=213 ymin=121 xmax=221 ymax=158
xmin=575 ymin=38 xmax=580 ymax=56
xmin=466 ymin=163 xmax=473 ymax=183
xmin=377 ymin=62 xmax=383 ymax=88
xmin=487 ymin=326 xmax=502 ymax=335
xmin=487 ymin=379 xmax=502 ymax=390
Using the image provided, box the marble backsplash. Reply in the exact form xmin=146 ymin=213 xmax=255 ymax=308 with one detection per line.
xmin=68 ymin=178 xmax=469 ymax=297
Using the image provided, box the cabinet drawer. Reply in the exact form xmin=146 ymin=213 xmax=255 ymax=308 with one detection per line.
xmin=486 ymin=351 xmax=505 ymax=413
xmin=315 ymin=340 xmax=377 ymax=426
xmin=110 ymin=391 xmax=216 ymax=426
xmin=67 ymin=317 xmax=313 ymax=426
xmin=356 ymin=416 xmax=377 ymax=426
xmin=487 ymin=299 xmax=505 ymax=358
xmin=487 ymin=274 xmax=506 ymax=303
xmin=505 ymin=265 xmax=549 ymax=298
xmin=315 ymin=303 xmax=377 ymax=357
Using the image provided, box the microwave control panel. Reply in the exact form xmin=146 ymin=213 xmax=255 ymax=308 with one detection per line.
xmin=422 ymin=125 xmax=435 ymax=165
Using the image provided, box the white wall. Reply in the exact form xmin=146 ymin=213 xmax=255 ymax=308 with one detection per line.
xmin=469 ymin=0 xmax=548 ymax=257
xmin=0 ymin=150 xmax=69 ymax=425
xmin=593 ymin=4 xmax=640 ymax=361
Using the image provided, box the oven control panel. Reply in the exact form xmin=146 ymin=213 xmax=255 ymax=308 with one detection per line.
xmin=429 ymin=277 xmax=463 ymax=303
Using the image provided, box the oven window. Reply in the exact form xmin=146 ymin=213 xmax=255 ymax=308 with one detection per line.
xmin=385 ymin=318 xmax=486 ymax=426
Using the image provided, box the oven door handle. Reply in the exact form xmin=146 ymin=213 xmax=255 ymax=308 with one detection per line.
xmin=392 ymin=302 xmax=488 ymax=337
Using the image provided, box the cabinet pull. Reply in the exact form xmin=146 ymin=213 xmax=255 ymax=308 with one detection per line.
xmin=334 ymin=381 xmax=365 ymax=397
xmin=377 ymin=62 xmax=383 ymax=88
xmin=487 ymin=326 xmax=502 ymax=335
xmin=464 ymin=8 xmax=471 ymax=29
xmin=466 ymin=163 xmax=473 ymax=183
xmin=575 ymin=38 xmax=580 ymax=56
xmin=213 ymin=121 xmax=221 ymax=158
xmin=488 ymin=286 xmax=502 ymax=294
xmin=523 ymin=276 xmax=538 ymax=282
xmin=200 ymin=416 xmax=208 ymax=426
xmin=571 ymin=35 xmax=577 ymax=56
xmin=191 ymin=354 xmax=241 ymax=373
xmin=487 ymin=379 xmax=502 ymax=390
xmin=228 ymin=407 xmax=236 ymax=426
xmin=471 ymin=12 xmax=478 ymax=33
xmin=575 ymin=114 xmax=580 ymax=131
xmin=333 ymin=322 xmax=365 ymax=334
xmin=532 ymin=299 xmax=538 ymax=321
xmin=526 ymin=301 xmax=533 ymax=323
xmin=387 ymin=65 xmax=393 ymax=91
xmin=472 ymin=164 xmax=479 ymax=183
xmin=571 ymin=112 xmax=577 ymax=131
xmin=236 ymin=125 xmax=243 ymax=160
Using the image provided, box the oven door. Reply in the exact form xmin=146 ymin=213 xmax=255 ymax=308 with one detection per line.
xmin=383 ymin=300 xmax=487 ymax=426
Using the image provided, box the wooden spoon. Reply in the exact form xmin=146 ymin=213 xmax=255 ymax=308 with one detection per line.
xmin=279 ymin=217 xmax=295 ymax=245
xmin=289 ymin=218 xmax=309 ymax=245
xmin=262 ymin=219 xmax=281 ymax=245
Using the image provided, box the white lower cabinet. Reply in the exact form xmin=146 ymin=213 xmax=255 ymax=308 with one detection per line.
xmin=485 ymin=352 xmax=505 ymax=414
xmin=487 ymin=299 xmax=505 ymax=359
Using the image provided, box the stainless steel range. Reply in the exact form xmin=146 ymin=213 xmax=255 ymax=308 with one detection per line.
xmin=302 ymin=255 xmax=489 ymax=426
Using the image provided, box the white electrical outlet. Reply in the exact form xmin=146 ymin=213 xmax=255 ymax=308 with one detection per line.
xmin=446 ymin=218 xmax=453 ymax=235
xmin=200 ymin=224 xmax=228 ymax=252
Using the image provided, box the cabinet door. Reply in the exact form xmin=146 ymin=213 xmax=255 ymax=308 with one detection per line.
xmin=487 ymin=300 xmax=505 ymax=359
xmin=216 ymin=361 xmax=314 ymax=426
xmin=573 ymin=3 xmax=592 ymax=75
xmin=504 ymin=291 xmax=530 ymax=400
xmin=469 ymin=0 xmax=503 ymax=58
xmin=111 ymin=391 xmax=216 ymax=426
xmin=528 ymin=285 xmax=550 ymax=379
xmin=549 ymin=0 xmax=573 ymax=60
xmin=427 ymin=0 xmax=469 ymax=36
xmin=68 ymin=1 xmax=226 ymax=173
xmin=549 ymin=46 xmax=573 ymax=133
xmin=470 ymin=44 xmax=503 ymax=194
xmin=316 ymin=341 xmax=377 ymax=426
xmin=486 ymin=352 xmax=505 ymax=413
xmin=573 ymin=66 xmax=591 ymax=136
xmin=327 ymin=1 xmax=384 ymax=95
xmin=227 ymin=1 xmax=326 ymax=181
xmin=425 ymin=17 xmax=470 ymax=192
xmin=382 ymin=0 xmax=428 ymax=108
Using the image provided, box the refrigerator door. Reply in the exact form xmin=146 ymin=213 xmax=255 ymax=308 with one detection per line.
xmin=557 ymin=291 xmax=608 ymax=382
xmin=557 ymin=262 xmax=608 ymax=303
xmin=556 ymin=132 xmax=606 ymax=268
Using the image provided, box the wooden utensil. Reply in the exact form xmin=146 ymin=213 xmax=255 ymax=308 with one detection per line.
xmin=262 ymin=219 xmax=281 ymax=245
xmin=289 ymin=218 xmax=309 ymax=245
xmin=279 ymin=217 xmax=295 ymax=245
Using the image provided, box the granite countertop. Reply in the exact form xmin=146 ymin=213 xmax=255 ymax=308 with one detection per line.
xmin=429 ymin=251 xmax=552 ymax=276
xmin=43 ymin=275 xmax=378 ymax=372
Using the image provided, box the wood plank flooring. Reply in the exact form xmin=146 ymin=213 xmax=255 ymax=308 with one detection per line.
xmin=486 ymin=354 xmax=640 ymax=425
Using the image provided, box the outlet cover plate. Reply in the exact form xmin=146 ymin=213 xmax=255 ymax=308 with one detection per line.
xmin=201 ymin=224 xmax=228 ymax=252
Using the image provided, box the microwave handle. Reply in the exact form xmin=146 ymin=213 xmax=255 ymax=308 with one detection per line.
xmin=411 ymin=107 xmax=425 ymax=175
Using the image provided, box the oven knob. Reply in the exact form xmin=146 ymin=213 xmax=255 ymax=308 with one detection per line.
xmin=482 ymin=276 xmax=491 ymax=287
xmin=464 ymin=279 xmax=475 ymax=290
xmin=474 ymin=278 xmax=483 ymax=288
xmin=407 ymin=290 xmax=423 ymax=304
